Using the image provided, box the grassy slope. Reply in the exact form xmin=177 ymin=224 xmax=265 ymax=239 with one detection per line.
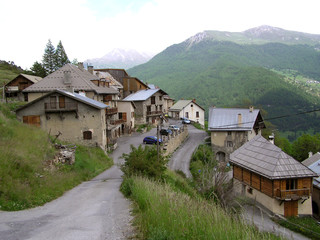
xmin=0 ymin=103 xmax=113 ymax=211
xmin=128 ymin=40 xmax=320 ymax=135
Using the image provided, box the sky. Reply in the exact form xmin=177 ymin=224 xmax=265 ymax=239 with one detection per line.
xmin=1 ymin=0 xmax=320 ymax=69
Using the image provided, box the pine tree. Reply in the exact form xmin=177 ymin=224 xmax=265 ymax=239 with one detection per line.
xmin=54 ymin=40 xmax=70 ymax=69
xmin=30 ymin=61 xmax=47 ymax=78
xmin=42 ymin=39 xmax=56 ymax=74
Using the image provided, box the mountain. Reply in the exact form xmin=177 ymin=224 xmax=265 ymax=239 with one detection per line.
xmin=84 ymin=48 xmax=155 ymax=69
xmin=128 ymin=26 xmax=320 ymax=138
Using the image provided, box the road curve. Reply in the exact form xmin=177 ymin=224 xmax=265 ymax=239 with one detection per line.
xmin=168 ymin=124 xmax=208 ymax=178
xmin=0 ymin=129 xmax=156 ymax=240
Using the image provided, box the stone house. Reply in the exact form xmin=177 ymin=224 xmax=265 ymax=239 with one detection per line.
xmin=208 ymin=106 xmax=265 ymax=161
xmin=117 ymin=100 xmax=136 ymax=135
xmin=5 ymin=73 xmax=42 ymax=101
xmin=168 ymin=99 xmax=205 ymax=127
xmin=15 ymin=89 xmax=108 ymax=150
xmin=123 ymin=88 xmax=168 ymax=125
xmin=22 ymin=63 xmax=123 ymax=148
xmin=302 ymin=152 xmax=320 ymax=218
xmin=230 ymin=135 xmax=317 ymax=217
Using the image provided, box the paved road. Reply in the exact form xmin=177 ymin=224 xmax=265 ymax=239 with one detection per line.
xmin=0 ymin=129 xmax=156 ymax=240
xmin=168 ymin=123 xmax=208 ymax=178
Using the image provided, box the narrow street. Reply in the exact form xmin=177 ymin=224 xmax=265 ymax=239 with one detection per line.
xmin=0 ymin=129 xmax=156 ymax=240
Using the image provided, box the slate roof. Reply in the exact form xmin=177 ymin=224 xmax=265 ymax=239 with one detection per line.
xmin=123 ymin=89 xmax=167 ymax=101
xmin=208 ymin=107 xmax=265 ymax=131
xmin=302 ymin=153 xmax=320 ymax=188
xmin=23 ymin=64 xmax=118 ymax=95
xmin=230 ymin=135 xmax=317 ymax=180
xmin=16 ymin=89 xmax=108 ymax=112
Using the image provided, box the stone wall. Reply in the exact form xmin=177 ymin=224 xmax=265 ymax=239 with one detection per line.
xmin=162 ymin=125 xmax=188 ymax=156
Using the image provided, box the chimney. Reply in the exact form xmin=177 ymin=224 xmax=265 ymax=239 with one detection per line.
xmin=249 ymin=106 xmax=254 ymax=112
xmin=88 ymin=66 xmax=94 ymax=74
xmin=192 ymin=99 xmax=196 ymax=103
xmin=268 ymin=133 xmax=275 ymax=144
xmin=237 ymin=113 xmax=242 ymax=126
xmin=78 ymin=62 xmax=84 ymax=71
xmin=309 ymin=152 xmax=313 ymax=158
xmin=63 ymin=70 xmax=72 ymax=85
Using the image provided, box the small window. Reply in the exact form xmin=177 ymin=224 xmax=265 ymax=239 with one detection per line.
xmin=227 ymin=141 xmax=233 ymax=147
xmin=286 ymin=179 xmax=297 ymax=190
xmin=191 ymin=104 xmax=193 ymax=107
xmin=159 ymin=96 xmax=162 ymax=101
xmin=83 ymin=131 xmax=92 ymax=140
xmin=196 ymin=111 xmax=199 ymax=118
xmin=151 ymin=96 xmax=155 ymax=104
xmin=119 ymin=112 xmax=123 ymax=119
xmin=247 ymin=188 xmax=253 ymax=194
xmin=227 ymin=131 xmax=232 ymax=136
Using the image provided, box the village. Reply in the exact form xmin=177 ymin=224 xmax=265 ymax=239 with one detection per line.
xmin=3 ymin=63 xmax=320 ymax=239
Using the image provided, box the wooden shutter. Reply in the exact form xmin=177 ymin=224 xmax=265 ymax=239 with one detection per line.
xmin=122 ymin=112 xmax=127 ymax=121
xmin=22 ymin=115 xmax=40 ymax=127
xmin=59 ymin=96 xmax=65 ymax=108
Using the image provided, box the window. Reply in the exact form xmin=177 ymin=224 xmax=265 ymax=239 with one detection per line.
xmin=147 ymin=106 xmax=151 ymax=112
xmin=185 ymin=112 xmax=189 ymax=118
xmin=196 ymin=111 xmax=199 ymax=118
xmin=151 ymin=96 xmax=155 ymax=104
xmin=118 ymin=112 xmax=123 ymax=119
xmin=191 ymin=104 xmax=193 ymax=107
xmin=103 ymin=95 xmax=113 ymax=102
xmin=159 ymin=96 xmax=162 ymax=101
xmin=59 ymin=96 xmax=65 ymax=108
xmin=83 ymin=131 xmax=92 ymax=140
xmin=286 ymin=179 xmax=297 ymax=190
xmin=227 ymin=141 xmax=233 ymax=147
xmin=50 ymin=96 xmax=57 ymax=109
xmin=227 ymin=131 xmax=232 ymax=136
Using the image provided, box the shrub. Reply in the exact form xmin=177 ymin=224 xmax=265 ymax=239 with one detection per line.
xmin=121 ymin=145 xmax=168 ymax=180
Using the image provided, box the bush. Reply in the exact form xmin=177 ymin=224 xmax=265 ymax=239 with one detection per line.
xmin=121 ymin=145 xmax=168 ymax=180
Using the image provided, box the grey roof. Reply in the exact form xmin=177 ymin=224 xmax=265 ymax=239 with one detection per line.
xmin=302 ymin=152 xmax=320 ymax=167
xmin=20 ymin=74 xmax=42 ymax=83
xmin=169 ymin=100 xmax=204 ymax=111
xmin=23 ymin=64 xmax=118 ymax=95
xmin=16 ymin=89 xmax=108 ymax=112
xmin=302 ymin=155 xmax=320 ymax=188
xmin=208 ymin=107 xmax=264 ymax=131
xmin=230 ymin=135 xmax=318 ymax=180
xmin=123 ymin=89 xmax=166 ymax=101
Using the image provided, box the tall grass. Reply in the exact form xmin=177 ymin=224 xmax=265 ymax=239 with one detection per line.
xmin=0 ymin=103 xmax=113 ymax=211
xmin=122 ymin=176 xmax=281 ymax=240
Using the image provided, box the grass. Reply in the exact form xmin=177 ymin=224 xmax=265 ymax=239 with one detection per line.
xmin=121 ymin=174 xmax=281 ymax=240
xmin=136 ymin=124 xmax=153 ymax=133
xmin=0 ymin=102 xmax=113 ymax=211
xmin=274 ymin=216 xmax=320 ymax=240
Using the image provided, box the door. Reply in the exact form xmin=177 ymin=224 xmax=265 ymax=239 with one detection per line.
xmin=284 ymin=200 xmax=298 ymax=217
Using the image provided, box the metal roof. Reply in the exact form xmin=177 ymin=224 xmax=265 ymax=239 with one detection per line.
xmin=23 ymin=64 xmax=118 ymax=95
xmin=302 ymin=152 xmax=320 ymax=167
xmin=123 ymin=89 xmax=162 ymax=101
xmin=20 ymin=74 xmax=42 ymax=83
xmin=169 ymin=100 xmax=205 ymax=112
xmin=208 ymin=107 xmax=264 ymax=131
xmin=302 ymin=153 xmax=320 ymax=188
xmin=230 ymin=135 xmax=318 ymax=180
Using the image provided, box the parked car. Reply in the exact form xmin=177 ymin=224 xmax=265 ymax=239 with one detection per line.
xmin=168 ymin=125 xmax=180 ymax=131
xmin=181 ymin=117 xmax=191 ymax=124
xmin=143 ymin=136 xmax=162 ymax=144
xmin=160 ymin=128 xmax=172 ymax=136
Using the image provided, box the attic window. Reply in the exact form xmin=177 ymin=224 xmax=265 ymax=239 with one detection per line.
xmin=83 ymin=131 xmax=92 ymax=140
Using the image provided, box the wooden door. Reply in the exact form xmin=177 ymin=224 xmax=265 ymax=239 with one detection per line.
xmin=284 ymin=200 xmax=298 ymax=217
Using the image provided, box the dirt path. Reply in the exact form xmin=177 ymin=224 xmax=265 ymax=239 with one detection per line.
xmin=0 ymin=129 xmax=156 ymax=240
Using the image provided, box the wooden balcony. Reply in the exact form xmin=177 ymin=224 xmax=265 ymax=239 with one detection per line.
xmin=147 ymin=110 xmax=162 ymax=116
xmin=106 ymin=107 xmax=118 ymax=115
xmin=109 ymin=119 xmax=125 ymax=125
xmin=44 ymin=102 xmax=78 ymax=112
xmin=275 ymin=188 xmax=310 ymax=200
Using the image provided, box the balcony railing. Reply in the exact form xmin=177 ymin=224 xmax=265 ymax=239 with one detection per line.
xmin=44 ymin=102 xmax=78 ymax=112
xmin=147 ymin=110 xmax=162 ymax=116
xmin=275 ymin=188 xmax=310 ymax=200
xmin=109 ymin=119 xmax=125 ymax=125
xmin=106 ymin=107 xmax=118 ymax=115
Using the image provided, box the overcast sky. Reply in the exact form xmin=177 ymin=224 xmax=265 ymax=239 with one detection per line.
xmin=1 ymin=0 xmax=320 ymax=69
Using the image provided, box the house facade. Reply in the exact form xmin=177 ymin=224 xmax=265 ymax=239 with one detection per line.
xmin=5 ymin=74 xmax=42 ymax=102
xmin=230 ymin=135 xmax=317 ymax=217
xmin=208 ymin=107 xmax=265 ymax=161
xmin=117 ymin=100 xmax=136 ymax=135
xmin=123 ymin=89 xmax=167 ymax=125
xmin=168 ymin=99 xmax=205 ymax=127
xmin=15 ymin=89 xmax=108 ymax=150
xmin=302 ymin=152 xmax=320 ymax=218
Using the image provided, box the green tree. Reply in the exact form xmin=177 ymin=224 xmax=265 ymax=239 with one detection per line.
xmin=42 ymin=39 xmax=56 ymax=74
xmin=291 ymin=134 xmax=320 ymax=161
xmin=30 ymin=61 xmax=47 ymax=78
xmin=54 ymin=40 xmax=70 ymax=69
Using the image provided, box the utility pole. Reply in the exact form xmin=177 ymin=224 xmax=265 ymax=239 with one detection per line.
xmin=157 ymin=123 xmax=159 ymax=162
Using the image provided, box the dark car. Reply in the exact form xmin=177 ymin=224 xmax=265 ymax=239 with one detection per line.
xmin=143 ymin=136 xmax=162 ymax=144
xmin=160 ymin=128 xmax=172 ymax=136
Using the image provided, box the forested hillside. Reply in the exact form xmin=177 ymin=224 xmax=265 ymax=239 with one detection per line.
xmin=128 ymin=27 xmax=320 ymax=138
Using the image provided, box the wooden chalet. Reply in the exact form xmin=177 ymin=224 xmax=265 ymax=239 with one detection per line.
xmin=230 ymin=135 xmax=317 ymax=217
